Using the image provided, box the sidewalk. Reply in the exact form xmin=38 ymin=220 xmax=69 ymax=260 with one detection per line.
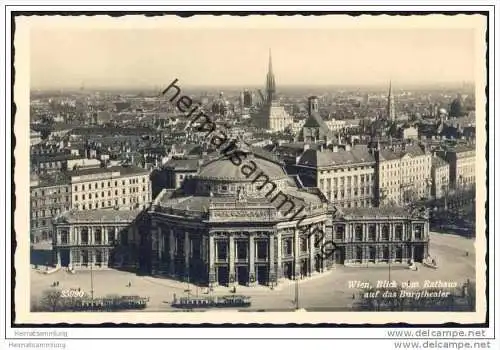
xmin=142 ymin=268 xmax=338 ymax=295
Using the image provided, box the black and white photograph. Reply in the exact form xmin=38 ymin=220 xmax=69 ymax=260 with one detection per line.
xmin=5 ymin=6 xmax=495 ymax=343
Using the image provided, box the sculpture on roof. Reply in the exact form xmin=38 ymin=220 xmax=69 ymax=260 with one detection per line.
xmin=236 ymin=186 xmax=247 ymax=202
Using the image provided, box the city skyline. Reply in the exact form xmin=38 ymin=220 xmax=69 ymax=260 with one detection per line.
xmin=30 ymin=27 xmax=476 ymax=89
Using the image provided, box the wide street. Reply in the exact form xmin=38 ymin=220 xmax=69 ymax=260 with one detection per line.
xmin=31 ymin=231 xmax=476 ymax=312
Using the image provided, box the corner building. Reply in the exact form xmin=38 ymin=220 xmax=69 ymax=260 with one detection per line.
xmin=148 ymin=145 xmax=330 ymax=287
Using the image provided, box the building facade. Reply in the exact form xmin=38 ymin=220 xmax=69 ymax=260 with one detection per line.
xmin=372 ymin=142 xmax=432 ymax=206
xmin=295 ymin=144 xmax=376 ymax=208
xmin=440 ymin=144 xmax=476 ymax=189
xmin=52 ymin=209 xmax=145 ymax=270
xmin=431 ymin=155 xmax=450 ymax=199
xmin=70 ymin=165 xmax=152 ymax=211
xmin=30 ymin=174 xmax=72 ymax=242
xmin=330 ymin=207 xmax=430 ymax=265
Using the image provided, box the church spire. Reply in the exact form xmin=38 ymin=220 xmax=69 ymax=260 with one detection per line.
xmin=387 ymin=80 xmax=395 ymax=121
xmin=266 ymin=49 xmax=276 ymax=103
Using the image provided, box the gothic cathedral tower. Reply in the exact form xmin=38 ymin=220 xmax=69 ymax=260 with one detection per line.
xmin=265 ymin=49 xmax=276 ymax=104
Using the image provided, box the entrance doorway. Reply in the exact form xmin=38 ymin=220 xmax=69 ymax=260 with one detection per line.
xmin=217 ymin=266 xmax=229 ymax=286
xmin=395 ymin=247 xmax=403 ymax=263
xmin=236 ymin=266 xmax=248 ymax=285
xmin=256 ymin=266 xmax=268 ymax=285
xmin=334 ymin=247 xmax=345 ymax=264
xmin=414 ymin=245 xmax=425 ymax=262
xmin=82 ymin=250 xmax=89 ymax=267
xmin=382 ymin=247 xmax=390 ymax=262
xmin=284 ymin=262 xmax=293 ymax=279
xmin=60 ymin=249 xmax=70 ymax=267
xmin=369 ymin=247 xmax=376 ymax=263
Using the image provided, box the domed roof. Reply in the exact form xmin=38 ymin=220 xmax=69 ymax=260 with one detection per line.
xmin=198 ymin=153 xmax=286 ymax=181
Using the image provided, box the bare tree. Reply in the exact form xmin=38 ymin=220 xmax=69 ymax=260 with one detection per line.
xmin=37 ymin=289 xmax=63 ymax=312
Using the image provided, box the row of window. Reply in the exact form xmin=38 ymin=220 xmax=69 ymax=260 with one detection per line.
xmin=73 ymin=177 xmax=148 ymax=192
xmin=32 ymin=187 xmax=70 ymax=197
xmin=212 ymin=240 xmax=269 ymax=261
xmin=37 ymin=161 xmax=63 ymax=168
xmin=319 ymin=176 xmax=373 ymax=187
xmin=350 ymin=246 xmax=405 ymax=261
xmin=73 ymin=196 xmax=149 ymax=210
xmin=31 ymin=196 xmax=71 ymax=207
xmin=32 ymin=207 xmax=69 ymax=219
xmin=74 ymin=187 xmax=148 ymax=201
xmin=58 ymin=228 xmax=128 ymax=245
xmin=381 ymin=157 xmax=430 ymax=170
xmin=335 ymin=224 xmax=424 ymax=241
xmin=319 ymin=167 xmax=371 ymax=175
xmin=324 ymin=188 xmax=372 ymax=199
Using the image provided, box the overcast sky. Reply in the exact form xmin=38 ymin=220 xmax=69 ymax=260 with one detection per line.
xmin=30 ymin=24 xmax=477 ymax=89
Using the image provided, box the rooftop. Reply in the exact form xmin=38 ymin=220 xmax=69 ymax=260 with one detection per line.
xmin=163 ymin=158 xmax=200 ymax=171
xmin=70 ymin=165 xmax=149 ymax=178
xmin=337 ymin=206 xmax=413 ymax=219
xmin=298 ymin=144 xmax=375 ymax=168
xmin=432 ymin=155 xmax=448 ymax=168
xmin=153 ymin=179 xmax=326 ymax=219
xmin=31 ymin=172 xmax=71 ymax=188
xmin=55 ymin=209 xmax=143 ymax=224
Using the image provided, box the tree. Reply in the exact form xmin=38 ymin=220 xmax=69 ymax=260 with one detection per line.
xmin=37 ymin=289 xmax=63 ymax=312
xmin=403 ymin=188 xmax=418 ymax=205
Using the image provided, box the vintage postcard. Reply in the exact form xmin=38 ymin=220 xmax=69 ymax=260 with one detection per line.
xmin=12 ymin=12 xmax=488 ymax=326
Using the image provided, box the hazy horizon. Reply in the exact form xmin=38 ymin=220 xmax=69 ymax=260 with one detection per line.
xmin=30 ymin=81 xmax=475 ymax=93
xmin=30 ymin=23 xmax=477 ymax=89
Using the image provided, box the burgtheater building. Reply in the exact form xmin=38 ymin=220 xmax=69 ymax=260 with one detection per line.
xmin=148 ymin=143 xmax=331 ymax=287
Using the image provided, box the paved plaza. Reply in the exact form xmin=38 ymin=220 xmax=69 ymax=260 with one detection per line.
xmin=30 ymin=232 xmax=476 ymax=312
